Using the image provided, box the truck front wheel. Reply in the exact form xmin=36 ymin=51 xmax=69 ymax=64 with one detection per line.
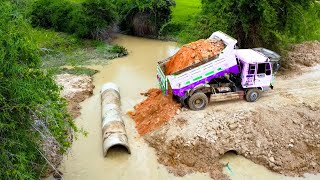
xmin=245 ymin=89 xmax=260 ymax=102
xmin=188 ymin=92 xmax=208 ymax=111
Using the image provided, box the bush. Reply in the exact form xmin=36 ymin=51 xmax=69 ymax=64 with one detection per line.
xmin=30 ymin=0 xmax=118 ymax=39
xmin=70 ymin=0 xmax=118 ymax=39
xmin=190 ymin=0 xmax=319 ymax=50
xmin=0 ymin=2 xmax=77 ymax=179
xmin=117 ymin=0 xmax=175 ymax=37
xmin=30 ymin=0 xmax=75 ymax=32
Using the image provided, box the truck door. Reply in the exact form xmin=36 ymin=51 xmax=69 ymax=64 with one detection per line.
xmin=255 ymin=63 xmax=272 ymax=87
xmin=244 ymin=63 xmax=256 ymax=86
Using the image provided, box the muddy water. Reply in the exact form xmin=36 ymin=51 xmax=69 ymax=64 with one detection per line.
xmin=61 ymin=35 xmax=317 ymax=180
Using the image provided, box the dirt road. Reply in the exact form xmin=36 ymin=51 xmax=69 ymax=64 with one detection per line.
xmin=144 ymin=64 xmax=320 ymax=179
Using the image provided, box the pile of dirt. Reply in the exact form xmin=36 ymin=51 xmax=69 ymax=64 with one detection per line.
xmin=146 ymin=104 xmax=320 ymax=179
xmin=282 ymin=41 xmax=320 ymax=71
xmin=144 ymin=67 xmax=320 ymax=179
xmin=128 ymin=88 xmax=181 ymax=136
xmin=165 ymin=39 xmax=225 ymax=75
xmin=55 ymin=73 xmax=95 ymax=118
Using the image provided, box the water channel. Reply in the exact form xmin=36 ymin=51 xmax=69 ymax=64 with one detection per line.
xmin=58 ymin=35 xmax=318 ymax=180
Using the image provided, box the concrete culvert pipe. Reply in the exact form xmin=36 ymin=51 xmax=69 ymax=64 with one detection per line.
xmin=101 ymin=83 xmax=131 ymax=157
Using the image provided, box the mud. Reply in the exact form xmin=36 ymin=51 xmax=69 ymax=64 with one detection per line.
xmin=146 ymin=101 xmax=320 ymax=179
xmin=55 ymin=73 xmax=95 ymax=118
xmin=165 ymin=39 xmax=224 ymax=75
xmin=128 ymin=88 xmax=181 ymax=135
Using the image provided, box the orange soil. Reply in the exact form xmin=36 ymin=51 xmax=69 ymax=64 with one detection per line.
xmin=165 ymin=39 xmax=225 ymax=75
xmin=128 ymin=88 xmax=181 ymax=136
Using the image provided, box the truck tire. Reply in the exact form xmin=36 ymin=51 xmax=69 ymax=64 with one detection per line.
xmin=245 ymin=89 xmax=260 ymax=102
xmin=188 ymin=92 xmax=208 ymax=111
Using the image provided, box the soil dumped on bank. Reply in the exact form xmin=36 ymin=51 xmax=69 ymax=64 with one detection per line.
xmin=145 ymin=100 xmax=320 ymax=179
xmin=165 ymin=39 xmax=225 ymax=75
xmin=55 ymin=73 xmax=95 ymax=118
xmin=128 ymin=88 xmax=181 ymax=136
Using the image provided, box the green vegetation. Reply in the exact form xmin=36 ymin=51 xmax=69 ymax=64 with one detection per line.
xmin=166 ymin=0 xmax=320 ymax=51
xmin=57 ymin=67 xmax=99 ymax=76
xmin=30 ymin=0 xmax=118 ymax=39
xmin=159 ymin=0 xmax=201 ymax=39
xmin=0 ymin=1 xmax=78 ymax=179
xmin=171 ymin=0 xmax=201 ymax=24
xmin=115 ymin=0 xmax=175 ymax=37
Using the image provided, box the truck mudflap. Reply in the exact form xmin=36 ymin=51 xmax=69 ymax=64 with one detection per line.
xmin=101 ymin=83 xmax=131 ymax=157
xmin=157 ymin=64 xmax=168 ymax=95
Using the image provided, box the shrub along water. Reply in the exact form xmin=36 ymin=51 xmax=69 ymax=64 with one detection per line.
xmin=30 ymin=0 xmax=118 ymax=40
xmin=0 ymin=2 xmax=78 ymax=179
xmin=114 ymin=0 xmax=175 ymax=37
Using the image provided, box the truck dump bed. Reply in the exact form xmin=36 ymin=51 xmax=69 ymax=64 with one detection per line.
xmin=157 ymin=31 xmax=239 ymax=97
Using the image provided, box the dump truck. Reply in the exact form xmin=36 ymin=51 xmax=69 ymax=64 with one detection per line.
xmin=157 ymin=31 xmax=280 ymax=110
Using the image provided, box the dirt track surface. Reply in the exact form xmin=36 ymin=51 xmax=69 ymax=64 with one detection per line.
xmin=141 ymin=41 xmax=320 ymax=179
xmin=165 ymin=39 xmax=224 ymax=75
xmin=55 ymin=73 xmax=95 ymax=118
xmin=145 ymin=65 xmax=320 ymax=179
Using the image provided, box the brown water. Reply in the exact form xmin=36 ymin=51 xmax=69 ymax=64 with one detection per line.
xmin=60 ymin=35 xmax=318 ymax=180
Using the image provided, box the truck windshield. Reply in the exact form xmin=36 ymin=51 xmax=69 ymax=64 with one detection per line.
xmin=257 ymin=63 xmax=271 ymax=75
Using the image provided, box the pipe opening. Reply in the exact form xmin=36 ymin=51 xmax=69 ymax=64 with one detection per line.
xmin=223 ymin=150 xmax=238 ymax=156
xmin=106 ymin=144 xmax=131 ymax=156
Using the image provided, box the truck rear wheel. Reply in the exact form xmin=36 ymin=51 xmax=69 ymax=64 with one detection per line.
xmin=245 ymin=89 xmax=260 ymax=102
xmin=188 ymin=92 xmax=208 ymax=111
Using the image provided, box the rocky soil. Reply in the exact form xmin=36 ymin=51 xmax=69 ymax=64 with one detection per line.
xmin=55 ymin=73 xmax=95 ymax=118
xmin=133 ymin=41 xmax=320 ymax=179
xmin=165 ymin=39 xmax=225 ymax=75
xmin=281 ymin=41 xmax=320 ymax=73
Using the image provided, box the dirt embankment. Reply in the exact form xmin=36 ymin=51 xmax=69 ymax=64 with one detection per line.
xmin=281 ymin=41 xmax=320 ymax=73
xmin=130 ymin=41 xmax=320 ymax=179
xmin=145 ymin=96 xmax=320 ymax=179
xmin=55 ymin=73 xmax=95 ymax=118
xmin=41 ymin=73 xmax=95 ymax=177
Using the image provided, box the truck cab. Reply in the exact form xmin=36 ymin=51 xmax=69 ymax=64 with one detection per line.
xmin=236 ymin=49 xmax=273 ymax=91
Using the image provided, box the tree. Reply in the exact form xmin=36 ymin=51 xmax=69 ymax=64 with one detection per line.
xmin=200 ymin=0 xmax=317 ymax=49
xmin=0 ymin=2 xmax=77 ymax=179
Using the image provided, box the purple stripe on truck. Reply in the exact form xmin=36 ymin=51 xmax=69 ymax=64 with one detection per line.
xmin=172 ymin=65 xmax=239 ymax=97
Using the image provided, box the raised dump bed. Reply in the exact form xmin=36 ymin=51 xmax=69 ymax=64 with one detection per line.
xmin=157 ymin=31 xmax=239 ymax=97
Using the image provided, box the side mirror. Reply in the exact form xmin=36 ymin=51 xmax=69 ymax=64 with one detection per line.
xmin=273 ymin=63 xmax=280 ymax=73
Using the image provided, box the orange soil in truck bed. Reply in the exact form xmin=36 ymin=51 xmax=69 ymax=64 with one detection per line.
xmin=165 ymin=39 xmax=225 ymax=75
xmin=128 ymin=89 xmax=181 ymax=136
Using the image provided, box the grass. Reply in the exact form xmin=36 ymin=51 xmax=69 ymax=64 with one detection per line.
xmin=171 ymin=0 xmax=201 ymax=24
xmin=160 ymin=0 xmax=201 ymax=42
xmin=56 ymin=67 xmax=99 ymax=76
xmin=30 ymin=28 xmax=128 ymax=70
